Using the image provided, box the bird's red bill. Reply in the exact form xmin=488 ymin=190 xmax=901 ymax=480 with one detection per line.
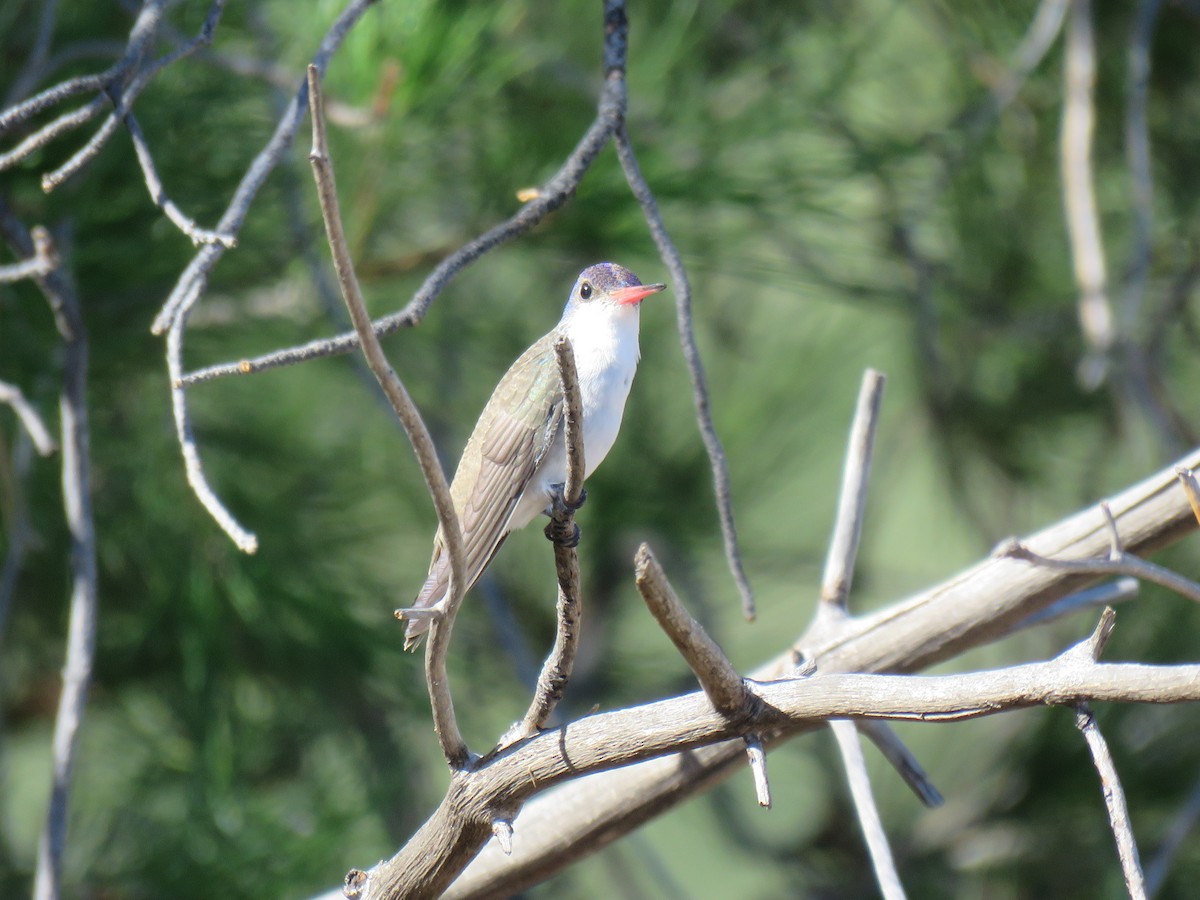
xmin=611 ymin=282 xmax=667 ymax=305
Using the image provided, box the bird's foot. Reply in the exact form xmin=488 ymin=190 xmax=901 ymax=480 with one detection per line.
xmin=549 ymin=484 xmax=587 ymax=515
xmin=544 ymin=518 xmax=581 ymax=548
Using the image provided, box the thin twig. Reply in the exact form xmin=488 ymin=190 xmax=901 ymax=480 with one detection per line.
xmin=830 ymin=720 xmax=907 ymax=900
xmin=1076 ymin=705 xmax=1147 ymax=899
xmin=307 ymin=64 xmax=468 ymax=767
xmin=1175 ymin=466 xmax=1200 ymax=526
xmin=1061 ymin=0 xmax=1114 ymax=388
xmin=820 ymin=369 xmax=886 ymax=612
xmin=0 ymin=224 xmax=60 ymax=285
xmin=151 ymin=0 xmax=380 ymax=337
xmin=0 ymin=0 xmax=165 ymax=136
xmin=173 ymin=0 xmax=632 ymax=386
xmin=998 ymin=537 xmax=1200 ymax=604
xmin=164 ymin=318 xmax=258 ymax=553
xmin=124 ymin=110 xmax=234 ymax=246
xmin=614 ymin=124 xmax=755 ymax=622
xmin=507 ymin=338 xmax=586 ymax=744
xmin=857 ymin=721 xmax=944 ymax=808
xmin=1008 ymin=577 xmax=1139 ymax=633
xmin=38 ymin=1 xmax=228 ymax=195
xmin=0 ymin=379 xmax=58 ymax=456
xmin=634 ymin=543 xmax=748 ymax=717
xmin=742 ymin=735 xmax=771 ymax=808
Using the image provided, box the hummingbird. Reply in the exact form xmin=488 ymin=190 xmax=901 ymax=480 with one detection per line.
xmin=404 ymin=262 xmax=666 ymax=649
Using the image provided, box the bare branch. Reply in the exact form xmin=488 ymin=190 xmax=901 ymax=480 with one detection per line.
xmin=507 ymin=337 xmax=586 ymax=744
xmin=151 ymin=0 xmax=381 ymax=337
xmin=425 ymin=656 xmax=1200 ymax=898
xmin=0 ymin=224 xmax=60 ymax=284
xmin=0 ymin=0 xmax=165 ymax=136
xmin=998 ymin=536 xmax=1200 ymax=604
xmin=613 ymin=124 xmax=755 ymax=622
xmin=858 ymin=720 xmax=944 ymax=809
xmin=446 ymin=446 xmax=1200 ymax=896
xmin=124 ymin=110 xmax=235 ymax=246
xmin=743 ymin=734 xmax=771 ymax=808
xmin=634 ymin=543 xmax=748 ymax=717
xmin=171 ymin=0 xmax=631 ymax=381
xmin=1076 ymin=705 xmax=1147 ymax=899
xmin=1061 ymin=0 xmax=1114 ymax=387
xmin=1007 ymin=577 xmax=1139 ymax=634
xmin=1175 ymin=466 xmax=1200 ymax=526
xmin=37 ymin=2 xmax=228 ymax=195
xmin=1101 ymin=502 xmax=1124 ymax=557
xmin=306 ymin=64 xmax=468 ymax=768
xmin=0 ymin=200 xmax=99 ymax=900
xmin=830 ymin=719 xmax=906 ymax=900
xmin=0 ymin=379 xmax=58 ymax=456
xmin=164 ymin=319 xmax=258 ymax=553
xmin=820 ymin=369 xmax=886 ymax=612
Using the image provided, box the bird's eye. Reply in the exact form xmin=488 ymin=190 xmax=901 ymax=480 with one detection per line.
xmin=579 ymin=281 xmax=593 ymax=300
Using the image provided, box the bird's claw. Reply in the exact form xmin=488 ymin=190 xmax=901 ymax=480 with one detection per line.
xmin=549 ymin=483 xmax=587 ymax=515
xmin=544 ymin=519 xmax=581 ymax=548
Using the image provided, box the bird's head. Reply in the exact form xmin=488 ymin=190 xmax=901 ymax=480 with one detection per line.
xmin=562 ymin=263 xmax=666 ymax=317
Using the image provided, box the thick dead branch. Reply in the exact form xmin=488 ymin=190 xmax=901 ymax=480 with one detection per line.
xmin=445 ymin=445 xmax=1200 ymax=896
xmin=356 ymin=656 xmax=1200 ymax=900
xmin=306 ymin=65 xmax=468 ymax=768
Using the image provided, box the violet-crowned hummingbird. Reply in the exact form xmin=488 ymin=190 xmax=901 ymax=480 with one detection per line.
xmin=404 ymin=262 xmax=666 ymax=649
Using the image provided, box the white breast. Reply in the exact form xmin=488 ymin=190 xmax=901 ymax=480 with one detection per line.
xmin=508 ymin=300 xmax=641 ymax=530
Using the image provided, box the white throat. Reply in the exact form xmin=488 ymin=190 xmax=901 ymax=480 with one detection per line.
xmin=558 ymin=300 xmax=641 ymax=478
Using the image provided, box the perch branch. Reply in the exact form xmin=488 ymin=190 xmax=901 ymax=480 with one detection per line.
xmin=614 ymin=123 xmax=755 ymax=621
xmin=444 ymin=445 xmax=1200 ymax=897
xmin=507 ymin=337 xmax=586 ymax=744
xmin=307 ymin=65 xmax=468 ymax=768
xmin=383 ymin=656 xmax=1200 ymax=900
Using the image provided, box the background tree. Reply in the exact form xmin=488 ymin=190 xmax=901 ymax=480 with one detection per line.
xmin=2 ymin=1 xmax=1200 ymax=897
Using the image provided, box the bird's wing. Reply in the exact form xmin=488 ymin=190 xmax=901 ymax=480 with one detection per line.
xmin=409 ymin=333 xmax=564 ymax=620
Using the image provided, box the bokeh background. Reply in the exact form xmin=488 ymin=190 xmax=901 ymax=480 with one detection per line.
xmin=3 ymin=1 xmax=1200 ymax=897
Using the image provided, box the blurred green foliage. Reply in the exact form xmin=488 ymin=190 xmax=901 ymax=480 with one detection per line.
xmin=2 ymin=1 xmax=1200 ymax=897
